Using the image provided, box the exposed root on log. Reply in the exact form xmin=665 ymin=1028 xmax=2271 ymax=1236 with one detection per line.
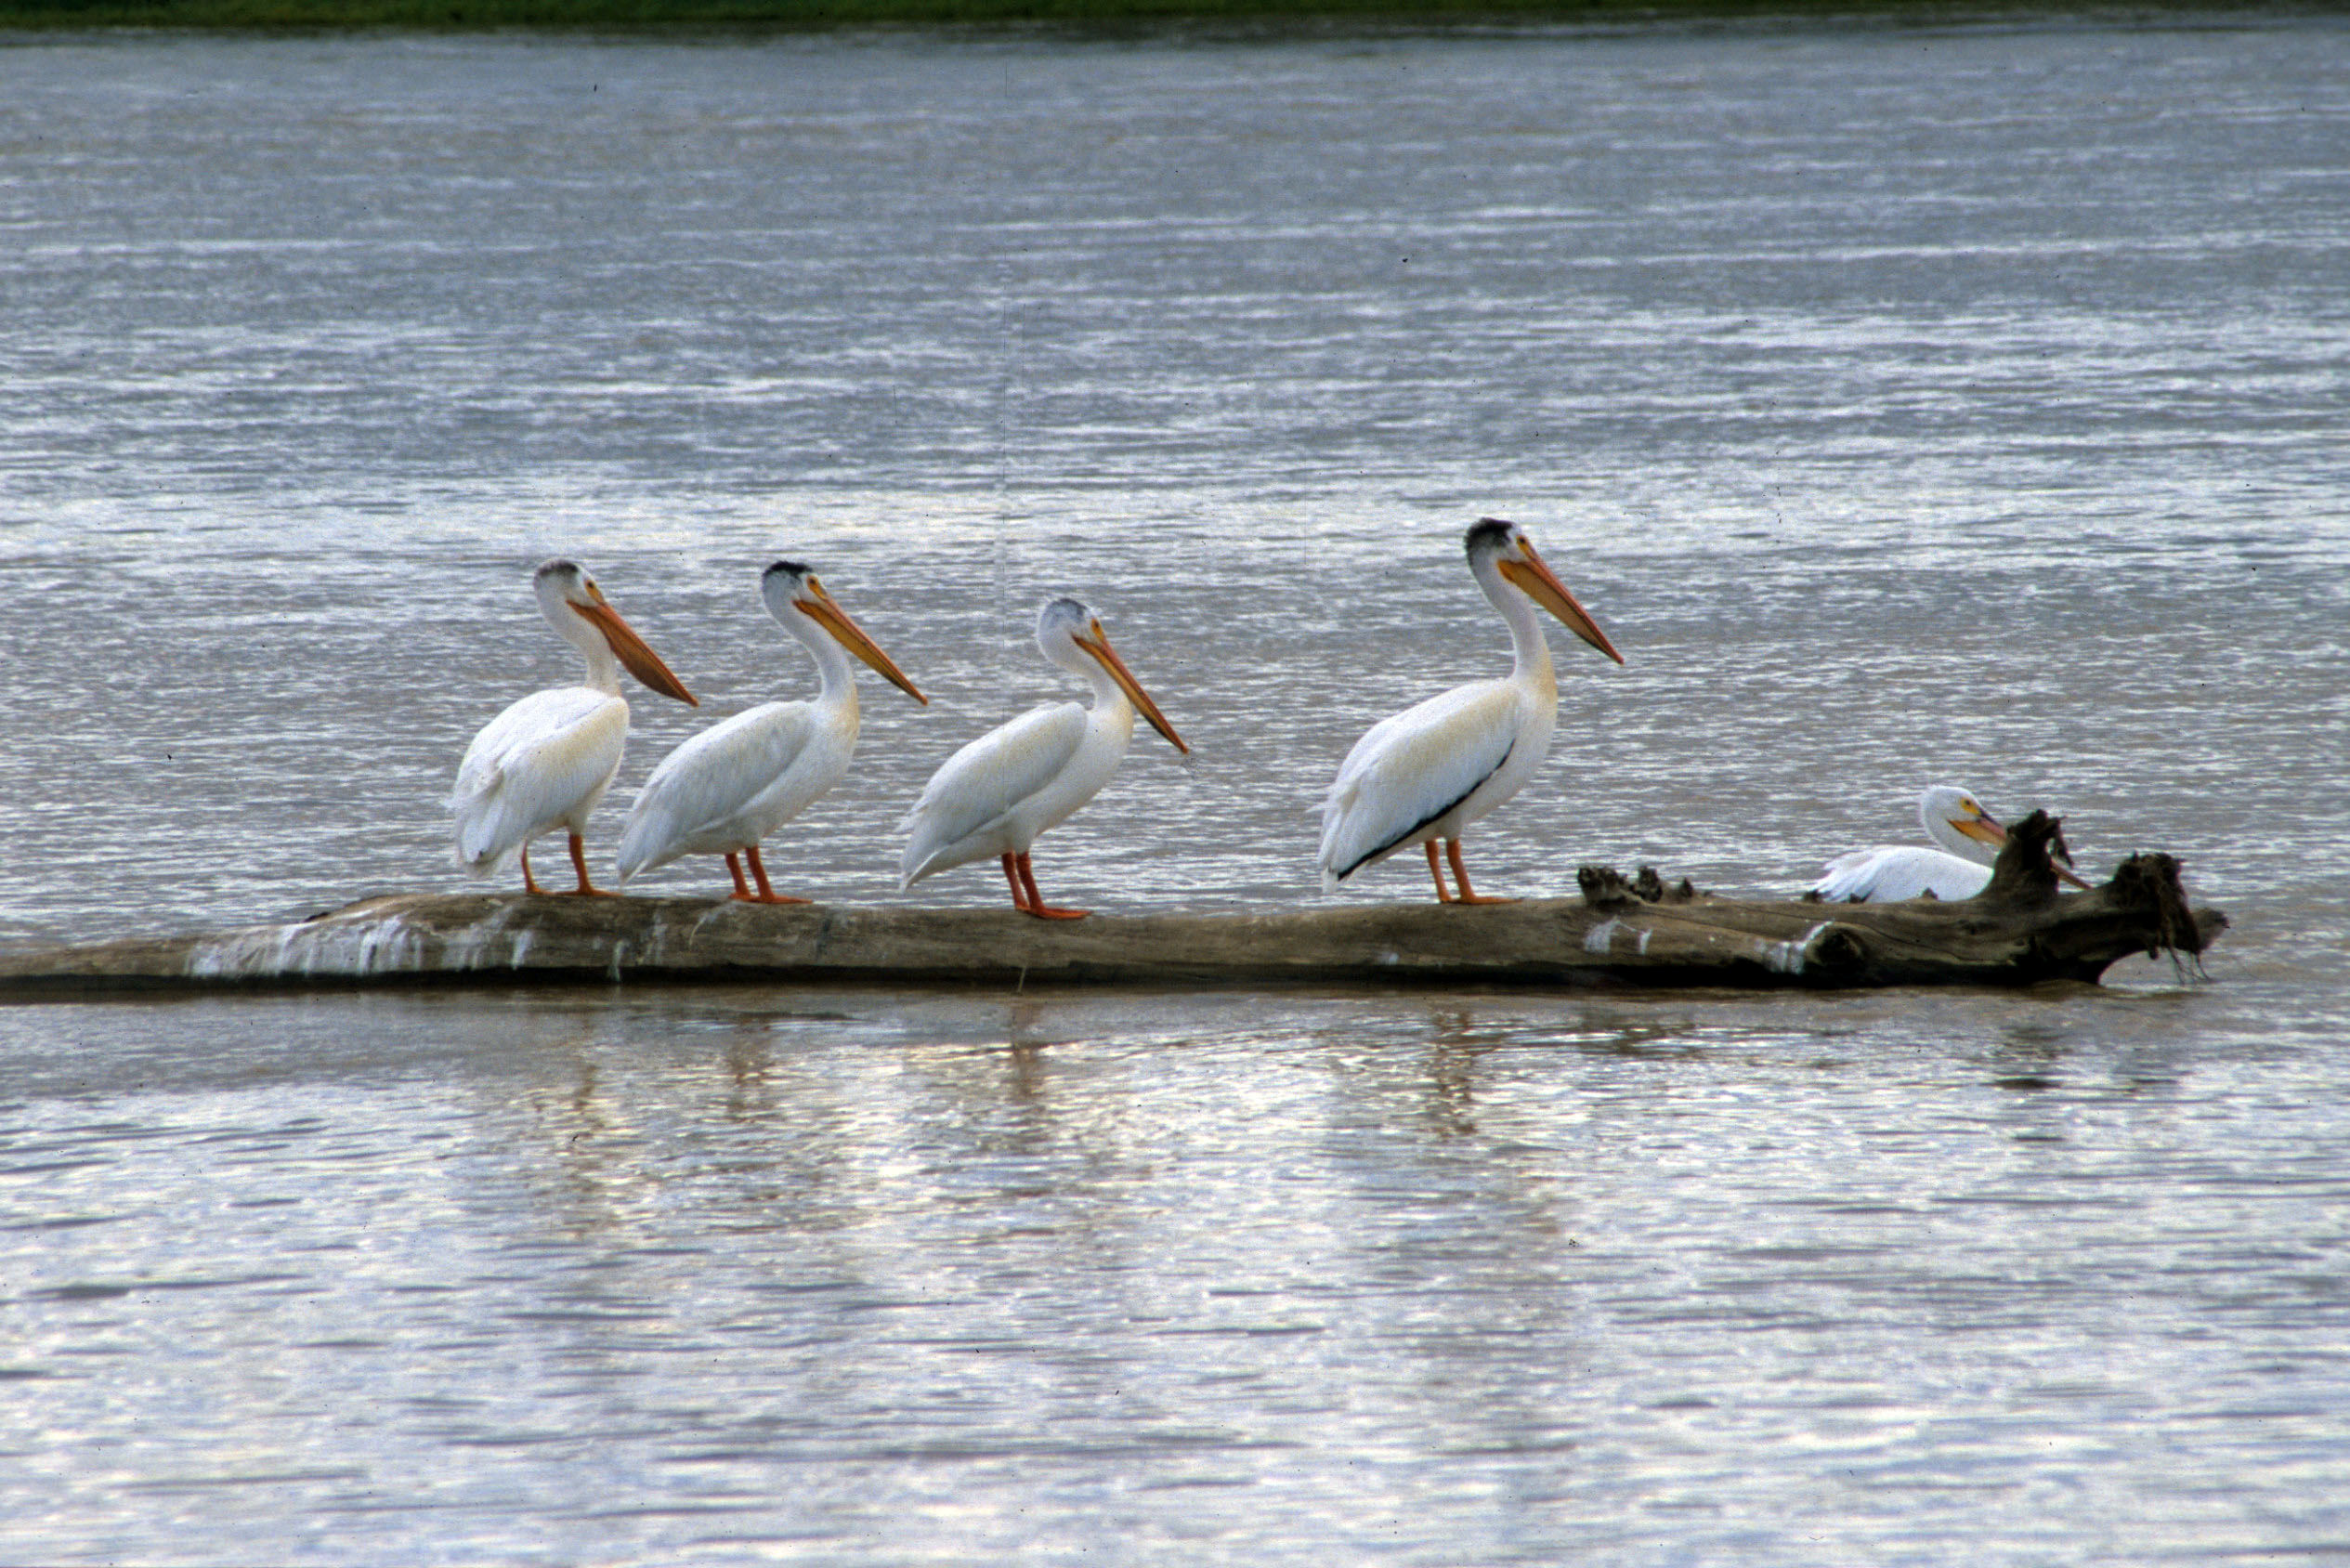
xmin=1578 ymin=864 xmax=1700 ymax=909
xmin=2109 ymin=850 xmax=2216 ymax=980
xmin=1633 ymin=866 xmax=1700 ymax=905
xmin=1982 ymin=810 xmax=2073 ymax=908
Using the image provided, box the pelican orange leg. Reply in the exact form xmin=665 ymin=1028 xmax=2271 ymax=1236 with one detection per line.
xmin=1013 ymin=852 xmax=1089 ymax=920
xmin=742 ymin=845 xmax=811 ymax=906
xmin=1424 ymin=840 xmax=1455 ymax=903
xmin=565 ymin=831 xmax=615 ymax=896
xmin=1445 ymin=839 xmax=1514 ymax=906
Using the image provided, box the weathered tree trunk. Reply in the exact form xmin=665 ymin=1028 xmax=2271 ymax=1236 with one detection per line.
xmin=0 ymin=812 xmax=2223 ymax=995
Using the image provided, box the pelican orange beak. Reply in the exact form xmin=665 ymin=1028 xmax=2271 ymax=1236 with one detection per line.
xmin=1076 ymin=621 xmax=1188 ymax=754
xmin=1498 ymin=543 xmax=1625 ymax=665
xmin=1951 ymin=809 xmax=2094 ymax=890
xmin=572 ymin=593 xmax=697 ymax=706
xmin=1948 ymin=812 xmax=2008 ymax=852
xmin=795 ymin=579 xmax=928 ymax=705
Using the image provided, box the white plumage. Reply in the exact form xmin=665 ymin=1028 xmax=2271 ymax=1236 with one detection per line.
xmin=898 ymin=598 xmax=1187 ymax=919
xmin=452 ymin=559 xmax=698 ymax=895
xmin=1809 ymin=786 xmax=2005 ymax=903
xmin=614 ymin=561 xmax=925 ymax=902
xmin=1808 ymin=784 xmax=2086 ymax=902
xmin=1318 ymin=518 xmax=1623 ymax=903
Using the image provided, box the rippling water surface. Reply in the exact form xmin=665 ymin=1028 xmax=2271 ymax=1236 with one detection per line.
xmin=2 ymin=19 xmax=2346 ymax=1563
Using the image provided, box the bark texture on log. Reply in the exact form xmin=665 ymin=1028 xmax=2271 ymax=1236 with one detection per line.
xmin=0 ymin=813 xmax=2223 ymax=996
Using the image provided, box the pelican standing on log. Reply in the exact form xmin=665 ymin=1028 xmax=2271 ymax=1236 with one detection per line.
xmin=614 ymin=561 xmax=927 ymax=902
xmin=452 ymin=558 xmax=698 ymax=895
xmin=1318 ymin=518 xmax=1624 ymax=903
xmin=898 ymin=597 xmax=1187 ymax=919
xmin=1809 ymin=784 xmax=2090 ymax=902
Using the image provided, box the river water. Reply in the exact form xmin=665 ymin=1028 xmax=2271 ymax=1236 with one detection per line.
xmin=3 ymin=18 xmax=2347 ymax=1563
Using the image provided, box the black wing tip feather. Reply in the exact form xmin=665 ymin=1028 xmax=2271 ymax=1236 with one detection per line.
xmin=1342 ymin=747 xmax=1514 ymax=879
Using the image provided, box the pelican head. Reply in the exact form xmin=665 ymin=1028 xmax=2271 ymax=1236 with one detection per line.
xmin=1467 ymin=518 xmax=1624 ymax=665
xmin=1921 ymin=783 xmax=2093 ymax=889
xmin=1922 ymin=785 xmax=2007 ymax=856
xmin=533 ymin=558 xmax=697 ymax=705
xmin=763 ymin=560 xmax=927 ymax=704
xmin=1038 ymin=597 xmax=1188 ymax=754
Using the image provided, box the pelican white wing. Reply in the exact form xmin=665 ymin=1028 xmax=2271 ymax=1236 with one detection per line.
xmin=898 ymin=701 xmax=1090 ymax=884
xmin=615 ymin=699 xmax=840 ymax=880
xmin=452 ymin=687 xmax=631 ymax=874
xmin=1811 ymin=845 xmax=1991 ymax=903
xmin=1319 ymin=679 xmax=1526 ymax=889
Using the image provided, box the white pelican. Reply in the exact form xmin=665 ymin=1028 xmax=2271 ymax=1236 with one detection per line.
xmin=452 ymin=558 xmax=698 ymax=895
xmin=613 ymin=561 xmax=927 ymax=902
xmin=898 ymin=597 xmax=1187 ymax=919
xmin=1809 ymin=784 xmax=2092 ymax=901
xmin=1318 ymin=517 xmax=1623 ymax=903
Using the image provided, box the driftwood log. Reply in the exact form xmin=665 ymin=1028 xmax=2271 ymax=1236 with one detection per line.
xmin=0 ymin=814 xmax=2223 ymax=996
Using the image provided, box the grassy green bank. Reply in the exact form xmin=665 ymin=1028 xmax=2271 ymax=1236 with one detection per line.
xmin=0 ymin=0 xmax=2308 ymax=32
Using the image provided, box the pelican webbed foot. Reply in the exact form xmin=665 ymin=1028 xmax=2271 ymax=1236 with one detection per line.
xmin=1013 ymin=852 xmax=1090 ymax=920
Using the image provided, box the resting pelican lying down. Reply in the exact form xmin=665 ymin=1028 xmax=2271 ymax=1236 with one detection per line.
xmin=1811 ymin=785 xmax=2090 ymax=901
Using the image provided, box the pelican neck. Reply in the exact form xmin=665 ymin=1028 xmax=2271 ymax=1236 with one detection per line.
xmin=1478 ymin=558 xmax=1557 ymax=686
xmin=1082 ymin=660 xmax=1129 ymax=717
xmin=553 ymin=607 xmax=624 ymax=696
xmin=1046 ymin=633 xmax=1130 ymax=718
xmin=794 ymin=613 xmax=862 ymax=709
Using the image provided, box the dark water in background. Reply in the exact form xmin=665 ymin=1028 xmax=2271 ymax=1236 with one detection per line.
xmin=1 ymin=20 xmax=2346 ymax=1563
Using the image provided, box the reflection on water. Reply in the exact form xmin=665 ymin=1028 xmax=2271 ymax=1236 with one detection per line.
xmin=8 ymin=982 xmax=2349 ymax=1561
xmin=2 ymin=16 xmax=2348 ymax=1566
